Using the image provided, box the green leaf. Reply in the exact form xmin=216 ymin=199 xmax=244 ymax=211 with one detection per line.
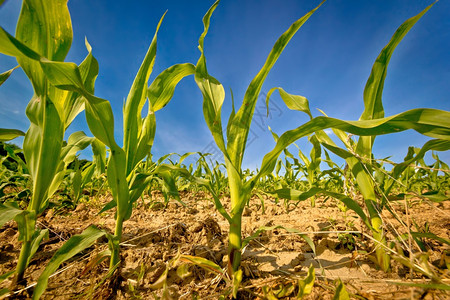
xmin=257 ymin=108 xmax=450 ymax=181
xmin=0 ymin=202 xmax=23 ymax=228
xmin=194 ymin=0 xmax=228 ymax=159
xmin=357 ymin=2 xmax=436 ymax=157
xmin=0 ymin=26 xmax=41 ymax=60
xmin=91 ymin=138 xmax=106 ymax=175
xmin=72 ymin=161 xmax=83 ymax=202
xmin=297 ymin=264 xmax=315 ymax=298
xmin=266 ymin=87 xmax=312 ymax=119
xmin=0 ymin=66 xmax=18 ymax=87
xmin=123 ymin=12 xmax=165 ymax=176
xmin=63 ymin=131 xmax=95 ymax=165
xmin=266 ymin=187 xmax=371 ymax=230
xmin=227 ymin=1 xmax=325 ymax=170
xmin=333 ymin=280 xmax=350 ymax=300
xmin=0 ymin=270 xmax=14 ymax=282
xmin=16 ymin=0 xmax=72 ymax=95
xmin=148 ymin=63 xmax=196 ymax=112
xmin=0 ymin=288 xmax=10 ymax=297
xmin=27 ymin=228 xmax=49 ymax=266
xmin=15 ymin=209 xmax=36 ymax=242
xmin=0 ymin=128 xmax=25 ymax=142
xmin=24 ymin=94 xmax=64 ymax=213
xmin=232 ymin=268 xmax=243 ymax=299
xmin=179 ymin=254 xmax=225 ymax=276
xmin=398 ymin=232 xmax=450 ymax=246
xmin=33 ymin=226 xmax=106 ymax=300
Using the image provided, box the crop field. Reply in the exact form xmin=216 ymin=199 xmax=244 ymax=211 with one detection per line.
xmin=0 ymin=0 xmax=449 ymax=299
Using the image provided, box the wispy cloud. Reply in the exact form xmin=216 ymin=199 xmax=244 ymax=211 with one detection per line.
xmin=324 ymin=129 xmax=334 ymax=135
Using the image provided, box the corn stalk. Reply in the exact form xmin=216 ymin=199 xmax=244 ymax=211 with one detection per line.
xmin=263 ymin=1 xmax=447 ymax=272
xmin=0 ymin=0 xmax=99 ymax=286
xmin=194 ymin=1 xmax=326 ymax=287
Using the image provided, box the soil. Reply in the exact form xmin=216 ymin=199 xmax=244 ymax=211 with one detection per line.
xmin=0 ymin=191 xmax=449 ymax=299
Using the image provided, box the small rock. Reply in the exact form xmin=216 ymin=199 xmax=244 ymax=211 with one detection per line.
xmin=243 ymin=207 xmax=252 ymax=216
xmin=167 ymin=202 xmax=179 ymax=210
xmin=74 ymin=203 xmax=86 ymax=212
xmin=187 ymin=207 xmax=199 ymax=215
xmin=2 ymin=227 xmax=16 ymax=238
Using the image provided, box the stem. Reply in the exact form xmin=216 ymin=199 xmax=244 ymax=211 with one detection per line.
xmin=225 ymin=161 xmax=245 ymax=276
xmin=227 ymin=214 xmax=242 ymax=275
xmin=12 ymin=239 xmax=32 ymax=288
xmin=365 ymin=199 xmax=390 ymax=272
xmin=352 ymin=159 xmax=390 ymax=272
xmin=110 ymin=216 xmax=123 ymax=270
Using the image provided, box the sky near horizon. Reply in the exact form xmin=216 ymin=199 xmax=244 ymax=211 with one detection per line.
xmin=0 ymin=0 xmax=449 ymax=170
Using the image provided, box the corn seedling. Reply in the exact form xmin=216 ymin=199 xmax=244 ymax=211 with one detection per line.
xmin=193 ymin=1 xmax=450 ymax=293
xmin=0 ymin=0 xmax=102 ymax=288
xmin=266 ymin=1 xmax=450 ymax=272
xmin=193 ymin=1 xmax=326 ymax=295
xmin=0 ymin=1 xmax=193 ymax=296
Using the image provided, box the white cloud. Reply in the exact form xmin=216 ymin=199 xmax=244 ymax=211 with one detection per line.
xmin=324 ymin=129 xmax=334 ymax=135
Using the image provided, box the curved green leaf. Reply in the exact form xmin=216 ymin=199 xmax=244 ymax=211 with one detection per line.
xmin=28 ymin=229 xmax=49 ymax=266
xmin=0 ymin=128 xmax=25 ymax=141
xmin=266 ymin=87 xmax=312 ymax=119
xmin=0 ymin=66 xmax=18 ymax=87
xmin=227 ymin=1 xmax=325 ymax=170
xmin=148 ymin=63 xmax=196 ymax=112
xmin=357 ymin=2 xmax=436 ymax=157
xmin=194 ymin=0 xmax=227 ymax=158
xmin=0 ymin=202 xmax=23 ymax=228
xmin=179 ymin=254 xmax=224 ymax=276
xmin=16 ymin=0 xmax=72 ymax=95
xmin=257 ymin=108 xmax=450 ymax=180
xmin=266 ymin=187 xmax=371 ymax=230
xmin=123 ymin=12 xmax=165 ymax=176
xmin=33 ymin=226 xmax=106 ymax=300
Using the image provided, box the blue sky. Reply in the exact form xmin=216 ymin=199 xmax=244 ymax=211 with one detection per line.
xmin=0 ymin=0 xmax=449 ymax=170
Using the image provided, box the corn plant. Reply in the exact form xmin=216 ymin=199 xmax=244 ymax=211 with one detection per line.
xmin=1 ymin=1 xmax=194 ymax=296
xmin=193 ymin=1 xmax=326 ymax=291
xmin=193 ymin=1 xmax=448 ymax=289
xmin=0 ymin=0 xmax=101 ymax=287
xmin=0 ymin=148 xmax=30 ymax=209
xmin=265 ymin=2 xmax=450 ymax=272
xmin=382 ymin=139 xmax=450 ymax=200
xmin=269 ymin=131 xmax=324 ymax=206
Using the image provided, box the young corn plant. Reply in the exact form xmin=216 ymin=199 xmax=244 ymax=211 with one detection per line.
xmin=381 ymin=140 xmax=450 ymax=201
xmin=1 ymin=1 xmax=194 ymax=296
xmin=269 ymin=130 xmax=324 ymax=206
xmin=193 ymin=1 xmax=326 ymax=292
xmin=0 ymin=0 xmax=100 ymax=287
xmin=195 ymin=0 xmax=449 ymax=288
xmin=265 ymin=1 xmax=450 ymax=272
